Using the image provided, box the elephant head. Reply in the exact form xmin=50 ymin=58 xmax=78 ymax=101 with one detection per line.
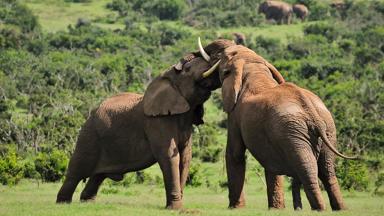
xmin=258 ymin=1 xmax=269 ymax=13
xmin=143 ymin=54 xmax=222 ymax=124
xmin=198 ymin=39 xmax=285 ymax=113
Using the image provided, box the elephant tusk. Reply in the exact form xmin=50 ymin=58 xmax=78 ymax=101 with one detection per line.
xmin=198 ymin=37 xmax=211 ymax=62
xmin=202 ymin=60 xmax=221 ymax=78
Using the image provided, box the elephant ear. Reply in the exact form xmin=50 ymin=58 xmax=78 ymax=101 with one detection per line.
xmin=143 ymin=77 xmax=190 ymax=116
xmin=222 ymin=58 xmax=245 ymax=113
xmin=265 ymin=61 xmax=285 ymax=84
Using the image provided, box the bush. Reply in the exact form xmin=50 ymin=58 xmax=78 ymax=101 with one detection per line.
xmin=0 ymin=0 xmax=39 ymax=33
xmin=34 ymin=149 xmax=68 ymax=182
xmin=374 ymin=172 xmax=384 ymax=195
xmin=146 ymin=0 xmax=186 ymax=20
xmin=0 ymin=146 xmax=24 ymax=185
xmin=186 ymin=161 xmax=204 ymax=187
xmin=304 ymin=22 xmax=342 ymax=41
xmin=192 ymin=124 xmax=223 ymax=162
xmin=336 ymin=160 xmax=369 ymax=191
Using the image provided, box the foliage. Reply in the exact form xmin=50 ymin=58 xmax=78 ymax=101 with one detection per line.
xmin=34 ymin=149 xmax=68 ymax=182
xmin=0 ymin=0 xmax=39 ymax=33
xmin=186 ymin=160 xmax=204 ymax=187
xmin=193 ymin=124 xmax=223 ymax=163
xmin=374 ymin=172 xmax=384 ymax=195
xmin=336 ymin=159 xmax=370 ymax=191
xmin=108 ymin=0 xmax=186 ymax=20
xmin=0 ymin=146 xmax=24 ymax=185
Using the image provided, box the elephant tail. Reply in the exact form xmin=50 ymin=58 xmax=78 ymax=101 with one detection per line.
xmin=316 ymin=125 xmax=358 ymax=160
xmin=297 ymin=89 xmax=359 ymax=160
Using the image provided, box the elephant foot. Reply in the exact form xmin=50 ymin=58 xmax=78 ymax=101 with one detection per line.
xmin=80 ymin=195 xmax=97 ymax=202
xmin=56 ymin=197 xmax=72 ymax=204
xmin=294 ymin=207 xmax=302 ymax=211
xmin=229 ymin=201 xmax=245 ymax=209
xmin=166 ymin=201 xmax=183 ymax=210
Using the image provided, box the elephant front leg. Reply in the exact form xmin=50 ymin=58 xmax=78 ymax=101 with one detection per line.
xmin=156 ymin=141 xmax=183 ymax=210
xmin=265 ymin=171 xmax=285 ymax=209
xmin=56 ymin=176 xmax=82 ymax=203
xmin=226 ymin=126 xmax=246 ymax=208
xmin=179 ymin=137 xmax=192 ymax=196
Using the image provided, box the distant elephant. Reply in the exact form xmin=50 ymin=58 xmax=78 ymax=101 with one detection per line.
xmin=292 ymin=4 xmax=309 ymax=21
xmin=198 ymin=39 xmax=356 ymax=211
xmin=56 ymin=52 xmax=225 ymax=209
xmin=259 ymin=1 xmax=293 ymax=24
xmin=233 ymin=32 xmax=246 ymax=46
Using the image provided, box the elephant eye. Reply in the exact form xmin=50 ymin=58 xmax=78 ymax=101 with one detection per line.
xmin=223 ymin=69 xmax=231 ymax=77
xmin=184 ymin=64 xmax=191 ymax=72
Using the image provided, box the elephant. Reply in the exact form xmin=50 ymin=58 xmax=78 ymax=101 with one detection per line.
xmin=292 ymin=4 xmax=309 ymax=21
xmin=198 ymin=39 xmax=356 ymax=211
xmin=233 ymin=32 xmax=246 ymax=46
xmin=259 ymin=1 xmax=293 ymax=24
xmin=56 ymin=50 xmax=226 ymax=209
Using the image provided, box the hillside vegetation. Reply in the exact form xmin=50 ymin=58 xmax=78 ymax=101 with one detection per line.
xmin=0 ymin=0 xmax=384 ymax=213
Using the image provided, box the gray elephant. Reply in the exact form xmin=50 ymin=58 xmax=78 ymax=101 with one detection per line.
xmin=233 ymin=32 xmax=246 ymax=46
xmin=259 ymin=1 xmax=293 ymax=24
xmin=292 ymin=4 xmax=309 ymax=21
xmin=56 ymin=49 xmax=227 ymax=209
xmin=198 ymin=39 xmax=356 ymax=211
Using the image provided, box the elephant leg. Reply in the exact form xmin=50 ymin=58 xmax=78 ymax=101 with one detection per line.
xmin=80 ymin=174 xmax=106 ymax=202
xmin=226 ymin=124 xmax=246 ymax=208
xmin=292 ymin=178 xmax=302 ymax=210
xmin=179 ymin=137 xmax=192 ymax=197
xmin=56 ymin=177 xmax=82 ymax=203
xmin=154 ymin=138 xmax=182 ymax=210
xmin=318 ymin=150 xmax=346 ymax=210
xmin=295 ymin=151 xmax=325 ymax=211
xmin=265 ymin=171 xmax=285 ymax=209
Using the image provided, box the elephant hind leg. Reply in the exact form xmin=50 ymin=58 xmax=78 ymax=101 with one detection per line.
xmin=292 ymin=178 xmax=302 ymax=210
xmin=265 ymin=171 xmax=285 ymax=209
xmin=80 ymin=174 xmax=106 ymax=202
xmin=56 ymin=177 xmax=82 ymax=203
xmin=318 ymin=153 xmax=346 ymax=210
xmin=287 ymin=144 xmax=325 ymax=211
xmin=318 ymin=174 xmax=346 ymax=210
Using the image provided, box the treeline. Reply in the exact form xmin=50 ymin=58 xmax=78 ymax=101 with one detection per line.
xmin=0 ymin=0 xmax=383 ymax=194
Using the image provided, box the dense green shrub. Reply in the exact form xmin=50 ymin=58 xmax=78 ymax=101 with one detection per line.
xmin=34 ymin=149 xmax=68 ymax=182
xmin=336 ymin=160 xmax=369 ymax=191
xmin=0 ymin=146 xmax=24 ymax=185
xmin=186 ymin=161 xmax=204 ymax=187
xmin=0 ymin=0 xmax=39 ymax=33
xmin=139 ymin=0 xmax=187 ymax=20
xmin=193 ymin=124 xmax=223 ymax=163
xmin=374 ymin=172 xmax=384 ymax=195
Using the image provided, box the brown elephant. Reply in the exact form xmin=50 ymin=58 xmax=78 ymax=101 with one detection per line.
xmin=259 ymin=1 xmax=293 ymax=24
xmin=56 ymin=52 xmax=225 ymax=209
xmin=198 ymin=39 xmax=356 ymax=211
xmin=292 ymin=4 xmax=309 ymax=21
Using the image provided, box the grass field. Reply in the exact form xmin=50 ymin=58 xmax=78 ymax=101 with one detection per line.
xmin=1 ymin=161 xmax=383 ymax=216
xmin=1 ymin=177 xmax=383 ymax=216
xmin=25 ymin=0 xmax=307 ymax=44
xmin=25 ymin=0 xmax=124 ymax=32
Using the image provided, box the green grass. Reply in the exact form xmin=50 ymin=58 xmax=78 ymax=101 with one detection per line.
xmin=25 ymin=0 xmax=308 ymax=42
xmin=217 ymin=22 xmax=312 ymax=44
xmin=25 ymin=0 xmax=124 ymax=32
xmin=1 ymin=162 xmax=383 ymax=216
